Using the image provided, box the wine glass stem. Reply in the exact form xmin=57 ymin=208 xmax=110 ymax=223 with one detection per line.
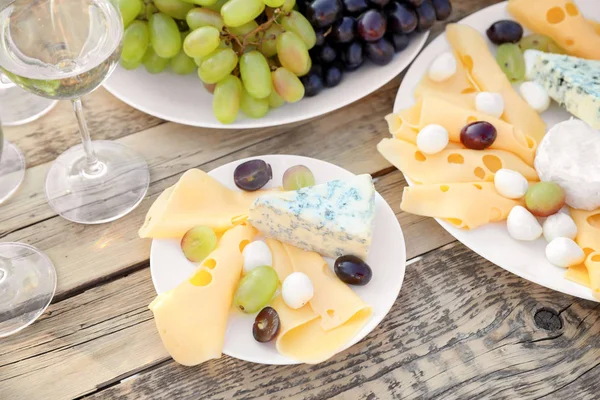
xmin=72 ymin=98 xmax=104 ymax=176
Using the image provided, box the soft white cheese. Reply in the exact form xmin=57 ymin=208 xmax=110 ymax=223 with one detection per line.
xmin=494 ymin=169 xmax=528 ymax=199
xmin=535 ymin=119 xmax=600 ymax=211
xmin=242 ymin=241 xmax=273 ymax=274
xmin=475 ymin=92 xmax=505 ymax=118
xmin=282 ymin=272 xmax=314 ymax=310
xmin=416 ymin=124 xmax=449 ymax=155
xmin=543 ymin=213 xmax=578 ymax=242
xmin=507 ymin=206 xmax=543 ymax=241
xmin=519 ymin=81 xmax=550 ymax=113
xmin=428 ymin=52 xmax=457 ymax=82
xmin=545 ymin=237 xmax=585 ymax=268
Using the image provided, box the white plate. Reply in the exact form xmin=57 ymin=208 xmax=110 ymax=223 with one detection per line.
xmin=150 ymin=155 xmax=407 ymax=364
xmin=104 ymin=31 xmax=429 ymax=129
xmin=393 ymin=0 xmax=599 ymax=302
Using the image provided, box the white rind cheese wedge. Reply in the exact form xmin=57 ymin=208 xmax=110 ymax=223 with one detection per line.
xmin=249 ymin=174 xmax=376 ymax=259
xmin=535 ymin=119 xmax=600 ymax=211
xmin=524 ymin=50 xmax=600 ymax=129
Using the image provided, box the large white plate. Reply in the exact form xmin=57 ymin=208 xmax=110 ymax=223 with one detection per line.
xmin=393 ymin=0 xmax=599 ymax=302
xmin=150 ymin=155 xmax=406 ymax=364
xmin=104 ymin=30 xmax=429 ymax=129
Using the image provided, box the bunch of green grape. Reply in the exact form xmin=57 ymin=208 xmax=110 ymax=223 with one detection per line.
xmin=116 ymin=0 xmax=316 ymax=124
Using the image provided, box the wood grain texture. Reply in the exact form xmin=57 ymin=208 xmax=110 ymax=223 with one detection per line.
xmin=0 ymin=171 xmax=451 ymax=400
xmin=83 ymin=242 xmax=600 ymax=400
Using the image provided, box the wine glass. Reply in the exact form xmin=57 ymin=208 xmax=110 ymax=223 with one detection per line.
xmin=0 ymin=120 xmax=25 ymax=203
xmin=0 ymin=0 xmax=150 ymax=224
xmin=0 ymin=75 xmax=57 ymax=126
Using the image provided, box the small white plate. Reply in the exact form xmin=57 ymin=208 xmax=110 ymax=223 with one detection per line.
xmin=104 ymin=31 xmax=429 ymax=129
xmin=150 ymin=155 xmax=407 ymax=364
xmin=393 ymin=0 xmax=600 ymax=302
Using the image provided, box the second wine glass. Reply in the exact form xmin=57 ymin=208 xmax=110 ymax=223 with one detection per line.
xmin=0 ymin=0 xmax=150 ymax=224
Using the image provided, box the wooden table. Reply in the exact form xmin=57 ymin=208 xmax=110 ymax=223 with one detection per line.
xmin=2 ymin=1 xmax=599 ymax=398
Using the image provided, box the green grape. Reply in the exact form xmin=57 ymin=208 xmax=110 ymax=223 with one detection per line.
xmin=240 ymin=51 xmax=272 ymax=99
xmin=198 ymin=48 xmax=238 ymax=83
xmin=228 ymin=21 xmax=261 ymax=43
xmin=186 ymin=8 xmax=224 ymax=30
xmin=153 ymin=0 xmax=194 ymax=20
xmin=525 ymin=182 xmax=566 ymax=217
xmin=260 ymin=24 xmax=282 ymax=58
xmin=496 ymin=43 xmax=525 ymax=82
xmin=221 ymin=0 xmax=265 ymax=28
xmin=276 ymin=31 xmax=311 ymax=76
xmin=120 ymin=57 xmax=142 ymax=70
xmin=281 ymin=0 xmax=295 ymax=12
xmin=149 ymin=13 xmax=182 ymax=58
xmin=519 ymin=34 xmax=565 ymax=54
xmin=263 ymin=0 xmax=285 ymax=6
xmin=213 ymin=75 xmax=242 ymax=124
xmin=281 ymin=10 xmax=316 ymax=50
xmin=268 ymin=89 xmax=285 ymax=108
xmin=233 ymin=266 xmax=279 ymax=313
xmin=241 ymin=88 xmax=269 ymax=118
xmin=116 ymin=0 xmax=142 ymax=27
xmin=205 ymin=0 xmax=228 ymax=11
xmin=282 ymin=165 xmax=315 ymax=190
xmin=183 ymin=26 xmax=220 ymax=58
xmin=171 ymin=49 xmax=197 ymax=74
xmin=142 ymin=47 xmax=170 ymax=73
xmin=180 ymin=226 xmax=218 ymax=262
xmin=121 ymin=20 xmax=149 ymax=67
xmin=272 ymin=67 xmax=304 ymax=103
xmin=180 ymin=0 xmax=217 ymax=6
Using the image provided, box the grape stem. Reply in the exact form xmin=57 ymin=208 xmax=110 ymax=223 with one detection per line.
xmin=223 ymin=8 xmax=287 ymax=56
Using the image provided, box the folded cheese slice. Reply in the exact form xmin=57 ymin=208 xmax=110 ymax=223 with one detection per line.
xmin=149 ymin=223 xmax=257 ymax=366
xmin=570 ymin=208 xmax=600 ymax=254
xmin=414 ymin=51 xmax=477 ymax=98
xmin=401 ymin=182 xmax=523 ymax=229
xmin=377 ymin=138 xmax=538 ymax=184
xmin=445 ymin=24 xmax=547 ymax=142
xmin=585 ymin=252 xmax=600 ymax=300
xmin=386 ymin=94 xmax=537 ymax=165
xmin=139 ymin=169 xmax=267 ymax=239
xmin=565 ymin=262 xmax=591 ymax=287
xmin=507 ymin=0 xmax=600 ymax=60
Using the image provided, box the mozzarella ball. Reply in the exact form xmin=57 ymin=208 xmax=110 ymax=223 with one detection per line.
xmin=242 ymin=241 xmax=272 ymax=274
xmin=519 ymin=81 xmax=550 ymax=113
xmin=543 ymin=212 xmax=578 ymax=242
xmin=494 ymin=169 xmax=529 ymax=199
xmin=282 ymin=272 xmax=314 ymax=309
xmin=475 ymin=92 xmax=505 ymax=118
xmin=428 ymin=52 xmax=457 ymax=82
xmin=507 ymin=206 xmax=543 ymax=241
xmin=545 ymin=237 xmax=585 ymax=268
xmin=416 ymin=124 xmax=449 ymax=155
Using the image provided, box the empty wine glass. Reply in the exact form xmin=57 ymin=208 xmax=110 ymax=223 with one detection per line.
xmin=0 ymin=117 xmax=25 ymax=203
xmin=0 ymin=0 xmax=150 ymax=224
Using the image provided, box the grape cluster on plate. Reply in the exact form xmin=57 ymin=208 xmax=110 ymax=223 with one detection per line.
xmin=297 ymin=0 xmax=452 ymax=96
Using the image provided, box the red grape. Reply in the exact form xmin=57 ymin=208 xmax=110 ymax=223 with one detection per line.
xmin=387 ymin=2 xmax=418 ymax=34
xmin=460 ymin=121 xmax=497 ymax=150
xmin=357 ymin=10 xmax=387 ymax=42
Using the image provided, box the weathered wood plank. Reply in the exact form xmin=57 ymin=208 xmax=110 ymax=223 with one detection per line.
xmin=0 ymin=170 xmax=451 ymax=400
xmin=2 ymin=88 xmax=163 ymax=168
xmin=85 ymin=243 xmax=600 ymax=400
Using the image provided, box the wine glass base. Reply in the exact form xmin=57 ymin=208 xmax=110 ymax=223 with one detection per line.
xmin=0 ymin=141 xmax=26 ymax=204
xmin=45 ymin=141 xmax=150 ymax=225
xmin=0 ymin=242 xmax=56 ymax=337
xmin=0 ymin=86 xmax=57 ymax=126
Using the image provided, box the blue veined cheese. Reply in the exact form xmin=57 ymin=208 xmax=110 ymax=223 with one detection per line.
xmin=524 ymin=50 xmax=600 ymax=129
xmin=248 ymin=174 xmax=376 ymax=259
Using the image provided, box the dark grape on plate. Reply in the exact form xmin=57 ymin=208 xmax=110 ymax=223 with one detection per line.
xmin=307 ymin=0 xmax=344 ymax=28
xmin=415 ymin=0 xmax=436 ymax=32
xmin=460 ymin=121 xmax=497 ymax=150
xmin=324 ymin=63 xmax=344 ymax=87
xmin=332 ymin=16 xmax=357 ymax=43
xmin=357 ymin=9 xmax=387 ymax=42
xmin=386 ymin=1 xmax=418 ymax=34
xmin=486 ymin=20 xmax=523 ymax=45
xmin=343 ymin=0 xmax=369 ymax=15
xmin=301 ymin=72 xmax=325 ymax=96
xmin=364 ymin=37 xmax=395 ymax=65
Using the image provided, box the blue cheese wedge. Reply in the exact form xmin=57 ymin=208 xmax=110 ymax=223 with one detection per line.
xmin=248 ymin=174 xmax=376 ymax=259
xmin=524 ymin=50 xmax=600 ymax=129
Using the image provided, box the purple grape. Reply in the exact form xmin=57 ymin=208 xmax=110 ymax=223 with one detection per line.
xmin=332 ymin=16 xmax=356 ymax=43
xmin=234 ymin=160 xmax=272 ymax=191
xmin=368 ymin=0 xmax=390 ymax=7
xmin=415 ymin=0 xmax=436 ymax=32
xmin=253 ymin=307 xmax=280 ymax=342
xmin=309 ymin=62 xmax=323 ymax=77
xmin=307 ymin=0 xmax=343 ymax=28
xmin=357 ymin=10 xmax=387 ymax=42
xmin=324 ymin=63 xmax=343 ymax=87
xmin=364 ymin=37 xmax=394 ymax=65
xmin=389 ymin=32 xmax=410 ymax=52
xmin=486 ymin=20 xmax=524 ymax=45
xmin=341 ymin=41 xmax=363 ymax=66
xmin=387 ymin=2 xmax=418 ymax=34
xmin=334 ymin=255 xmax=373 ymax=285
xmin=460 ymin=121 xmax=497 ymax=150
xmin=431 ymin=0 xmax=452 ymax=20
xmin=318 ymin=43 xmax=338 ymax=63
xmin=301 ymin=73 xmax=324 ymax=96
xmin=343 ymin=0 xmax=368 ymax=15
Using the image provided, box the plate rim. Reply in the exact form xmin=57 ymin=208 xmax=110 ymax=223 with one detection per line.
xmin=149 ymin=154 xmax=408 ymax=364
xmin=392 ymin=0 xmax=599 ymax=302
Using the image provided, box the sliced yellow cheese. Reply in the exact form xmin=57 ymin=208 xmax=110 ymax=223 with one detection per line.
xmin=445 ymin=24 xmax=547 ymax=143
xmin=570 ymin=208 xmax=600 ymax=254
xmin=387 ymin=94 xmax=537 ymax=165
xmin=149 ymin=223 xmax=257 ymax=366
xmin=507 ymin=0 xmax=600 ymax=60
xmin=565 ymin=262 xmax=591 ymax=288
xmin=585 ymin=252 xmax=600 ymax=300
xmin=587 ymin=19 xmax=600 ymax=36
xmin=400 ymin=182 xmax=523 ymax=229
xmin=283 ymin=244 xmax=372 ymax=331
xmin=415 ymin=88 xmax=477 ymax=110
xmin=377 ymin=138 xmax=538 ymax=184
xmin=265 ymin=238 xmax=294 ymax=282
xmin=414 ymin=51 xmax=478 ymax=98
xmin=139 ymin=169 xmax=268 ymax=239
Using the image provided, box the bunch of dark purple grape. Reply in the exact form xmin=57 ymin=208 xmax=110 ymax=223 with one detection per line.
xmin=296 ymin=0 xmax=452 ymax=96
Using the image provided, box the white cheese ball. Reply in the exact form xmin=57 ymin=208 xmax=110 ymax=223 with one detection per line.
xmin=282 ymin=272 xmax=314 ymax=310
xmin=242 ymin=241 xmax=272 ymax=274
xmin=494 ymin=169 xmax=528 ymax=199
xmin=519 ymin=81 xmax=550 ymax=113
xmin=475 ymin=92 xmax=505 ymax=118
xmin=507 ymin=206 xmax=543 ymax=241
xmin=428 ymin=52 xmax=457 ymax=82
xmin=543 ymin=213 xmax=578 ymax=242
xmin=545 ymin=237 xmax=585 ymax=268
xmin=416 ymin=124 xmax=449 ymax=155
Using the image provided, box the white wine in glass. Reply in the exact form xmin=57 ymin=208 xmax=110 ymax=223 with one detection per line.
xmin=0 ymin=0 xmax=150 ymax=224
